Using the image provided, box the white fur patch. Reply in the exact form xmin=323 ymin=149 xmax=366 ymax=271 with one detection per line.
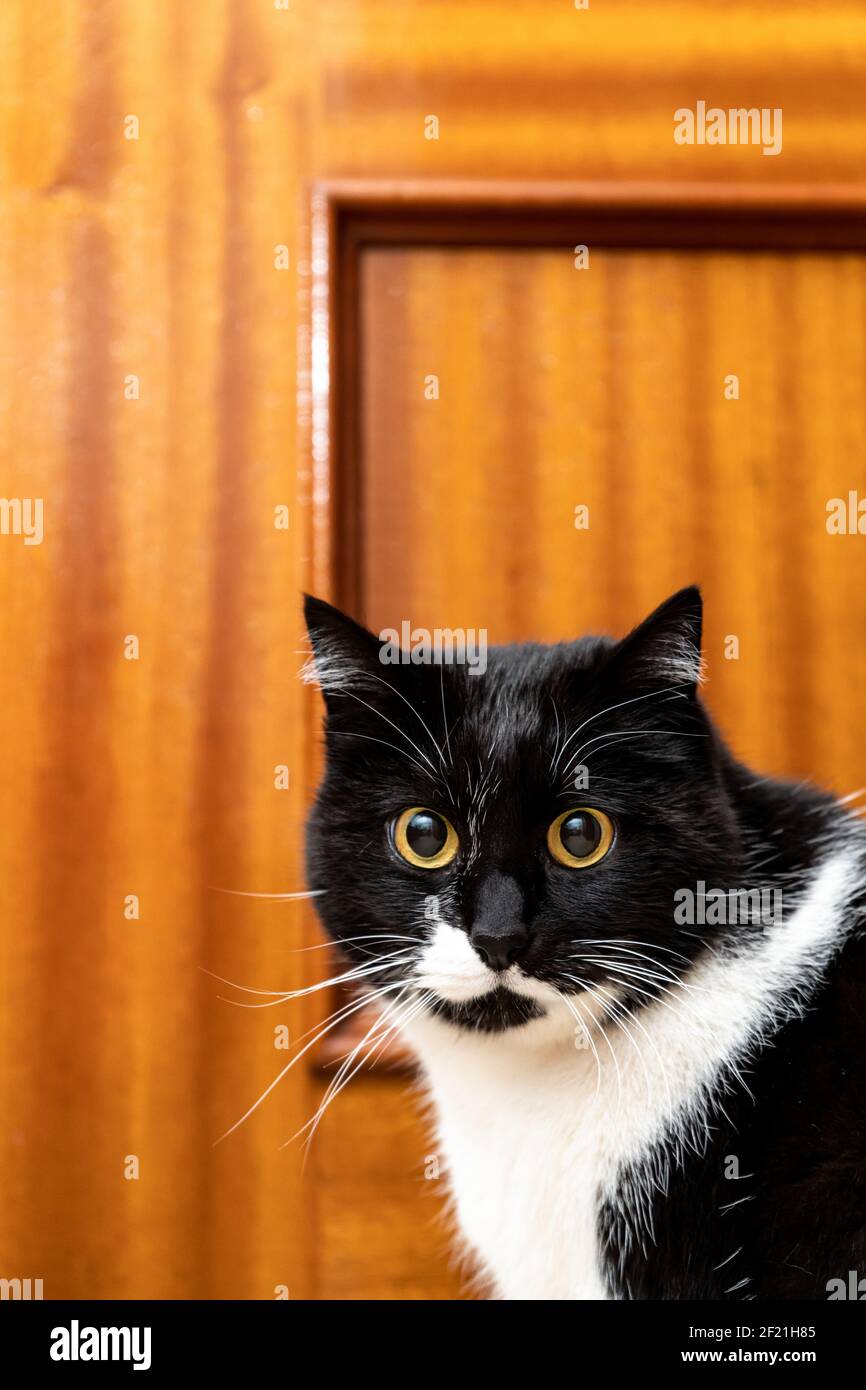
xmin=404 ymin=848 xmax=860 ymax=1300
xmin=414 ymin=920 xmax=570 ymax=1008
xmin=415 ymin=919 xmax=497 ymax=1003
xmin=300 ymin=634 xmax=367 ymax=693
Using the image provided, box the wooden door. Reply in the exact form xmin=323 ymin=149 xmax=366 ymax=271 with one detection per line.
xmin=1 ymin=0 xmax=864 ymax=1302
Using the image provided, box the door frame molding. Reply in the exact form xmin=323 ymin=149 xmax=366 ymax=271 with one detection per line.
xmin=308 ymin=177 xmax=866 ymax=619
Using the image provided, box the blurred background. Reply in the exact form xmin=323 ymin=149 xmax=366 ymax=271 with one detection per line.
xmin=1 ymin=0 xmax=865 ymax=1300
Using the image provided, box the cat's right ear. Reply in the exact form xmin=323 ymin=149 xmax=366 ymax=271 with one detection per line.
xmin=301 ymin=595 xmax=383 ymax=704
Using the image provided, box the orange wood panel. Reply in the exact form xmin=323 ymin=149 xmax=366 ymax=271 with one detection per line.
xmin=315 ymin=1077 xmax=468 ymax=1299
xmin=0 ymin=0 xmax=318 ymax=1300
xmin=306 ymin=0 xmax=866 ymax=185
xmin=359 ymin=241 xmax=866 ymax=797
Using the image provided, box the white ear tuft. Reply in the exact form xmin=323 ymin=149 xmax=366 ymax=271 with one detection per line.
xmin=652 ymin=632 xmax=707 ymax=688
xmin=299 ymin=633 xmax=369 ymax=693
xmin=605 ymin=586 xmax=705 ymax=694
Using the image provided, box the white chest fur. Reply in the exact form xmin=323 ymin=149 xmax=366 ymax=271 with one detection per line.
xmin=404 ymin=850 xmax=854 ymax=1300
xmin=408 ymin=1008 xmax=612 ymax=1298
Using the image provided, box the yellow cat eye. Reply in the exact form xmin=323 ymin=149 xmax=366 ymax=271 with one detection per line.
xmin=547 ymin=808 xmax=614 ymax=869
xmin=392 ymin=807 xmax=459 ymax=869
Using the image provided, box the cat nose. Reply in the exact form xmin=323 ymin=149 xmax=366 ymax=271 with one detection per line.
xmin=469 ymin=870 xmax=531 ymax=972
xmin=470 ymin=924 xmax=530 ymax=972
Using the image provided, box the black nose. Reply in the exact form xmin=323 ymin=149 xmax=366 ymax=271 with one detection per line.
xmin=468 ymin=871 xmax=531 ymax=971
xmin=470 ymin=924 xmax=530 ymax=972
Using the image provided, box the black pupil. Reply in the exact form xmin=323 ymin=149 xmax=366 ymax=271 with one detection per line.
xmin=560 ymin=812 xmax=601 ymax=860
xmin=406 ymin=811 xmax=447 ymax=859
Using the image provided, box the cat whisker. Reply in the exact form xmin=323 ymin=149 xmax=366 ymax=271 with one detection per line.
xmin=575 ymin=938 xmax=693 ymax=966
xmin=282 ymin=933 xmax=419 ymax=955
xmin=576 ymin=953 xmax=709 ymax=1002
xmin=213 ymin=981 xmax=407 ymax=1145
xmin=548 ymin=694 xmax=563 ymax=773
xmin=211 ymin=887 xmax=326 ymax=900
xmin=309 ymin=990 xmax=434 ymax=1138
xmin=574 ymin=944 xmax=711 ymax=995
xmin=576 ymin=978 xmax=658 ymax=1117
xmin=603 ymin=990 xmax=676 ymax=1121
xmin=574 ymin=957 xmax=718 ymax=1044
xmin=593 ymin=961 xmax=753 ymax=1102
xmin=294 ymin=988 xmax=415 ymax=1151
xmin=202 ymin=947 xmax=419 ymax=1008
xmin=573 ymin=948 xmax=685 ymax=987
xmin=440 ymin=663 xmax=454 ymax=772
xmin=556 ymin=988 xmax=602 ymax=1099
xmin=552 ymin=680 xmax=693 ymax=776
xmin=340 ymin=935 xmax=423 ymax=961
xmin=329 ymin=687 xmax=442 ymax=778
xmin=560 ymin=727 xmax=709 ymax=784
xmin=287 ymin=981 xmax=409 ymax=1053
xmin=293 ymin=987 xmax=435 ymax=1154
xmin=363 ymin=669 xmax=453 ymax=780
xmin=328 ymin=730 xmax=440 ymax=783
xmin=562 ymin=974 xmax=624 ymax=1114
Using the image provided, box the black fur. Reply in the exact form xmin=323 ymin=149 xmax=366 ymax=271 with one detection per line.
xmin=304 ymin=587 xmax=866 ymax=1299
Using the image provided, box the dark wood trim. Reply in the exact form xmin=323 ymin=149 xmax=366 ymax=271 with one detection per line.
xmin=319 ymin=176 xmax=866 ymax=215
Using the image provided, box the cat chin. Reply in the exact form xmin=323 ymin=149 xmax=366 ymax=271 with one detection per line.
xmin=413 ymin=972 xmax=618 ymax=1038
xmin=424 ymin=988 xmax=547 ymax=1034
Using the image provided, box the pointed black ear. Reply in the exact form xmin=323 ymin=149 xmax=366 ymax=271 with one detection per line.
xmin=603 ymin=586 xmax=704 ymax=696
xmin=301 ymin=595 xmax=383 ymax=699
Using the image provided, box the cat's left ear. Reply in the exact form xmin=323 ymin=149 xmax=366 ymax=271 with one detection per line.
xmin=301 ymin=594 xmax=384 ymax=703
xmin=602 ymin=586 xmax=704 ymax=697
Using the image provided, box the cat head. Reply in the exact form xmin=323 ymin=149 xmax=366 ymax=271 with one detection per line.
xmin=303 ymin=588 xmax=741 ymax=1034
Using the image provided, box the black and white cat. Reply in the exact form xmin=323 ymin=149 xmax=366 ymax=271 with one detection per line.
xmin=303 ymin=587 xmax=866 ymax=1300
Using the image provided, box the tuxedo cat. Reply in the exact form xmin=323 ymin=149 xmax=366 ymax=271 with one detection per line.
xmin=303 ymin=587 xmax=866 ymax=1300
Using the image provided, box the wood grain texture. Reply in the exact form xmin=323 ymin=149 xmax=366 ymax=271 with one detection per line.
xmin=359 ymin=241 xmax=866 ymax=797
xmin=0 ymin=0 xmax=318 ymax=1300
xmin=0 ymin=0 xmax=864 ymax=1302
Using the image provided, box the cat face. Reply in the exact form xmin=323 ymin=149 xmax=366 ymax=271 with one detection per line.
xmin=304 ymin=588 xmax=742 ymax=1033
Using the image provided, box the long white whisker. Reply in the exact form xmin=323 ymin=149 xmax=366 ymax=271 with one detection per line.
xmin=211 ymin=887 xmax=326 ymax=900
xmin=573 ymin=948 xmax=687 ymax=989
xmin=213 ymin=982 xmax=406 ymax=1145
xmin=293 ymin=988 xmax=434 ymax=1152
xmin=563 ymin=974 xmax=623 ymax=1113
xmin=548 ymin=694 xmax=562 ymax=772
xmin=283 ymin=933 xmax=419 ymax=955
xmin=362 ymin=669 xmax=451 ymax=776
xmin=202 ymin=947 xmax=418 ymax=1007
xmin=328 ymin=730 xmax=438 ymax=782
xmin=577 ymin=952 xmax=710 ymax=997
xmin=330 ymin=688 xmax=441 ymax=775
xmin=586 ymin=980 xmax=655 ymax=1114
xmin=556 ymin=988 xmax=602 ymax=1099
xmin=552 ymin=680 xmax=693 ymax=775
xmin=561 ymin=727 xmax=708 ymax=781
xmin=588 ymin=967 xmax=720 ymax=1061
xmin=575 ymin=938 xmax=692 ymax=965
xmin=605 ymin=990 xmax=675 ymax=1121
xmin=440 ymin=663 xmax=454 ymax=772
